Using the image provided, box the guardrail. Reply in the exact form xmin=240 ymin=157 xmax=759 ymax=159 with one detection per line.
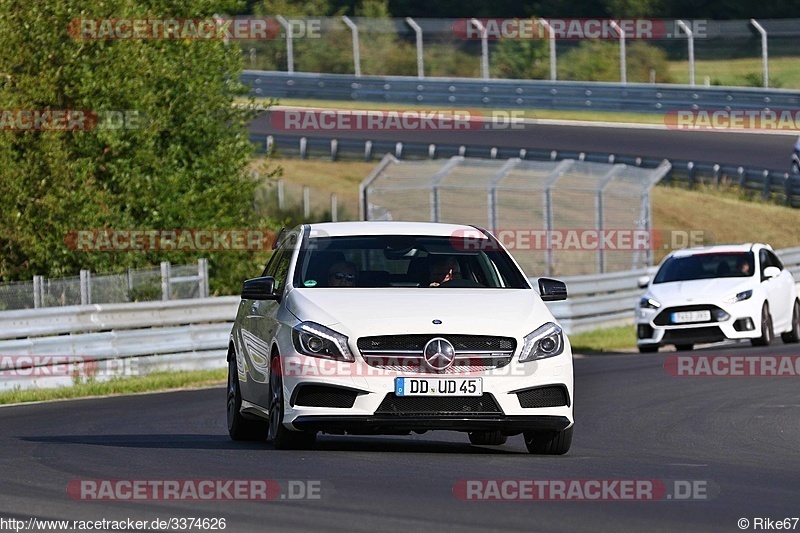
xmin=256 ymin=133 xmax=800 ymax=207
xmin=2 ymin=247 xmax=799 ymax=390
xmin=241 ymin=71 xmax=800 ymax=114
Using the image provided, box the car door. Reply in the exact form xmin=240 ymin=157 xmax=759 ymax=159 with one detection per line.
xmin=239 ymin=231 xmax=298 ymax=408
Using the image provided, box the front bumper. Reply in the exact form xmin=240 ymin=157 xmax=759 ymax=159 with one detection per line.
xmin=292 ymin=415 xmax=572 ymax=435
xmin=636 ymin=298 xmax=762 ymax=347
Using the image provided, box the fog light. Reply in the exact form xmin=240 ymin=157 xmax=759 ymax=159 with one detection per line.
xmin=733 ymin=318 xmax=755 ymax=331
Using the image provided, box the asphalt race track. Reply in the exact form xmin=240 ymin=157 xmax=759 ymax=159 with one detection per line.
xmin=249 ymin=112 xmax=799 ymax=171
xmin=2 ymin=341 xmax=798 ymax=532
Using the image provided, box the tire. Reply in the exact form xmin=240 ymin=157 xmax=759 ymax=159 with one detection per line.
xmin=524 ymin=426 xmax=573 ymax=455
xmin=269 ymin=354 xmax=316 ymax=450
xmin=675 ymin=344 xmax=694 ymax=351
xmin=751 ymin=304 xmax=774 ymax=347
xmin=638 ymin=345 xmax=659 ymax=353
xmin=227 ymin=354 xmax=268 ymax=441
xmin=468 ymin=431 xmax=508 ymax=446
xmin=781 ymin=300 xmax=800 ymax=343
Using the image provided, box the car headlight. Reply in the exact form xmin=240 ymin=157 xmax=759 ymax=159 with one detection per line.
xmin=722 ymin=290 xmax=753 ymax=305
xmin=639 ymin=297 xmax=661 ymax=309
xmin=291 ymin=322 xmax=354 ymax=362
xmin=519 ymin=322 xmax=564 ymax=363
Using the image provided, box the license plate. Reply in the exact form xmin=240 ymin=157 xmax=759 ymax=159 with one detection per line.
xmin=395 ymin=377 xmax=482 ymax=396
xmin=671 ymin=310 xmax=711 ymax=324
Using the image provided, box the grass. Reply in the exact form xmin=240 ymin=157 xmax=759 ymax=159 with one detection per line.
xmin=568 ymin=325 xmax=637 ymax=353
xmin=0 ymin=368 xmax=225 ymax=406
xmin=667 ymin=56 xmax=800 ymax=89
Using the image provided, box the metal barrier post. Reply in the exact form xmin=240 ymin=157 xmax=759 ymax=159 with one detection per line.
xmin=537 ymin=19 xmax=556 ymax=81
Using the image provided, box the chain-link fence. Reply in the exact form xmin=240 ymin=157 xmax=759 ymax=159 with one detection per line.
xmin=240 ymin=17 xmax=800 ymax=88
xmin=361 ymin=155 xmax=671 ymax=277
xmin=0 ymin=260 xmax=209 ymax=311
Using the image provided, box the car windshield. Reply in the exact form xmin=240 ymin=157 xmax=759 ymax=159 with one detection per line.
xmin=295 ymin=235 xmax=529 ymax=289
xmin=653 ymin=251 xmax=755 ymax=283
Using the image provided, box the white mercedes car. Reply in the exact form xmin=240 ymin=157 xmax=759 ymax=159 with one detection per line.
xmin=227 ymin=221 xmax=574 ymax=454
xmin=636 ymin=243 xmax=800 ymax=353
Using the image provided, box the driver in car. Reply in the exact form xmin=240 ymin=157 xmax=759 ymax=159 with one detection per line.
xmin=428 ymin=257 xmax=461 ymax=287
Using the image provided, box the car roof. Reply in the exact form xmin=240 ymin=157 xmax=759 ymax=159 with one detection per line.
xmin=306 ymin=221 xmax=488 ymax=239
xmin=668 ymin=243 xmax=768 ymax=258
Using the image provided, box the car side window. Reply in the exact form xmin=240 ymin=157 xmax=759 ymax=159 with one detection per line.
xmin=758 ymin=249 xmax=770 ymax=276
xmin=767 ymin=250 xmax=784 ymax=270
xmin=263 ymin=234 xmax=296 ymax=294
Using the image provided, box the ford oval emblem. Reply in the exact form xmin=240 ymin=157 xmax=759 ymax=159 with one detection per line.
xmin=432 ymin=319 xmax=442 ymax=325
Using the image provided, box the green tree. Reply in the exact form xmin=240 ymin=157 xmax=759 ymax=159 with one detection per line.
xmin=0 ymin=0 xmax=274 ymax=293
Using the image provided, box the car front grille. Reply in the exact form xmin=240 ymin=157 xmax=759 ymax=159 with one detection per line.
xmin=654 ymin=305 xmax=724 ymax=326
xmin=516 ymin=386 xmax=569 ymax=408
xmin=375 ymin=393 xmax=503 ymax=416
xmin=357 ymin=334 xmax=516 ymax=373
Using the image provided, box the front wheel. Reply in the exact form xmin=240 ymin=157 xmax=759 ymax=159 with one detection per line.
xmin=523 ymin=426 xmax=572 ymax=455
xmin=751 ymin=305 xmax=774 ymax=347
xmin=269 ymin=354 xmax=316 ymax=450
xmin=781 ymin=300 xmax=800 ymax=343
xmin=227 ymin=355 xmax=268 ymax=441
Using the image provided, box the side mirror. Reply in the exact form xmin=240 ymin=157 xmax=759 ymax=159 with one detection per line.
xmin=763 ymin=266 xmax=781 ymax=280
xmin=538 ymin=278 xmax=568 ymax=301
xmin=637 ymin=276 xmax=651 ymax=289
xmin=241 ymin=276 xmax=279 ymax=300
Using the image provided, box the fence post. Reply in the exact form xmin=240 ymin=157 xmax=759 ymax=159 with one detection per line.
xmin=331 ymin=194 xmax=338 ymax=222
xmin=687 ymin=161 xmax=696 ymax=188
xmin=161 ymin=261 xmax=171 ymax=301
xmin=676 ymin=20 xmax=695 ymax=86
xmin=610 ymin=21 xmax=626 ymax=84
xmin=198 ymin=258 xmax=209 ymax=299
xmin=276 ymin=15 xmax=294 ymax=73
xmin=303 ymin=186 xmax=311 ymax=218
xmin=405 ymin=17 xmax=424 ymax=78
xmin=80 ymin=269 xmax=92 ymax=305
xmin=127 ymin=267 xmax=134 ymax=301
xmin=341 ymin=16 xmax=361 ymax=77
xmin=468 ymin=18 xmax=489 ymax=79
xmin=277 ymin=179 xmax=285 ymax=210
xmin=33 ymin=275 xmax=44 ymax=308
xmin=762 ymin=170 xmax=772 ymax=199
xmin=750 ymin=19 xmax=769 ymax=88
xmin=538 ymin=19 xmax=556 ymax=81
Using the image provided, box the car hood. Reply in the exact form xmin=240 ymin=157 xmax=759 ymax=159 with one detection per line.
xmin=648 ymin=277 xmax=753 ymax=305
xmin=286 ymin=287 xmax=557 ymax=339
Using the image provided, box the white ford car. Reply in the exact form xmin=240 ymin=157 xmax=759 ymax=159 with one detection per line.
xmin=636 ymin=243 xmax=800 ymax=353
xmin=227 ymin=222 xmax=574 ymax=454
